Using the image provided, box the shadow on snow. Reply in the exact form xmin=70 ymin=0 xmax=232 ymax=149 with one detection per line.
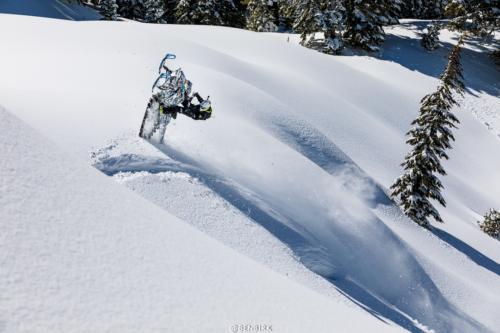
xmin=93 ymin=130 xmax=488 ymax=333
xmin=380 ymin=20 xmax=499 ymax=97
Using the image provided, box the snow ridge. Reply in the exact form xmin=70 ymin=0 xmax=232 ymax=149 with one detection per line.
xmin=1 ymin=106 xmax=403 ymax=333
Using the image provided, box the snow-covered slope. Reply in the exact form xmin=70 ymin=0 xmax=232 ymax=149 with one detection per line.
xmin=1 ymin=8 xmax=499 ymax=333
xmin=0 ymin=106 xmax=404 ymax=332
xmin=0 ymin=0 xmax=100 ymax=20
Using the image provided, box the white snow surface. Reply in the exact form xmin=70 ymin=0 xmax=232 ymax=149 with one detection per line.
xmin=1 ymin=6 xmax=500 ymax=333
xmin=0 ymin=107 xmax=403 ymax=332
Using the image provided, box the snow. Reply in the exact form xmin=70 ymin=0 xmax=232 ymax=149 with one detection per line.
xmin=0 ymin=107 xmax=402 ymax=332
xmin=0 ymin=0 xmax=100 ymax=20
xmin=1 ymin=5 xmax=500 ymax=333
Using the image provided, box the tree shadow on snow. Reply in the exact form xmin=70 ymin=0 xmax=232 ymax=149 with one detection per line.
xmin=92 ymin=129 xmax=489 ymax=333
xmin=149 ymin=141 xmax=486 ymax=333
xmin=333 ymin=279 xmax=427 ymax=333
xmin=432 ymin=227 xmax=500 ymax=276
xmin=378 ymin=21 xmax=499 ymax=97
xmin=259 ymin=117 xmax=491 ymax=332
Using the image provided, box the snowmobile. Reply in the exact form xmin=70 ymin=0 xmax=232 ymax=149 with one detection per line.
xmin=139 ymin=53 xmax=212 ymax=142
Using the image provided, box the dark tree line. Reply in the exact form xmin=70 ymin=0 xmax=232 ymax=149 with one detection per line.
xmin=95 ymin=0 xmax=498 ymax=56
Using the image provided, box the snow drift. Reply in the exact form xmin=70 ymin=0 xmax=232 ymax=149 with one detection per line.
xmin=1 ymin=5 xmax=499 ymax=333
xmin=0 ymin=106 xmax=404 ymax=332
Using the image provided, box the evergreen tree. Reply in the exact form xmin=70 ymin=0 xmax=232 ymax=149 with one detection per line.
xmin=116 ymin=0 xmax=153 ymax=20
xmin=400 ymin=0 xmax=448 ymax=18
xmin=401 ymin=0 xmax=425 ymax=18
xmin=344 ymin=0 xmax=389 ymax=52
xmin=247 ymin=0 xmax=278 ymax=32
xmin=470 ymin=0 xmax=500 ymax=35
xmin=478 ymin=209 xmax=500 ymax=239
xmin=445 ymin=0 xmax=467 ymax=15
xmin=293 ymin=0 xmax=321 ymax=35
xmin=115 ymin=0 xmax=139 ymax=20
xmin=191 ymin=0 xmax=224 ymax=25
xmin=447 ymin=0 xmax=499 ymax=36
xmin=278 ymin=0 xmax=297 ymax=31
xmin=293 ymin=0 xmax=343 ymax=54
xmin=382 ymin=0 xmax=402 ymax=24
xmin=221 ymin=0 xmax=245 ymax=28
xmin=100 ymin=0 xmax=119 ymax=20
xmin=164 ymin=0 xmax=179 ymax=23
xmin=421 ymin=22 xmax=441 ymax=50
xmin=445 ymin=0 xmax=469 ymax=30
xmin=175 ymin=0 xmax=194 ymax=24
xmin=391 ymin=38 xmax=465 ymax=228
xmin=144 ymin=0 xmax=165 ymax=23
xmin=423 ymin=0 xmax=448 ymax=18
xmin=176 ymin=0 xmax=238 ymax=26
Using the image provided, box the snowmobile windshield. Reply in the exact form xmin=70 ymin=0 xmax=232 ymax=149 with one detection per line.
xmin=158 ymin=68 xmax=188 ymax=107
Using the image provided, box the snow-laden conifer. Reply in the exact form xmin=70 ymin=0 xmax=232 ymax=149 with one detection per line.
xmin=391 ymin=38 xmax=465 ymax=228
xmin=343 ymin=0 xmax=387 ymax=52
xmin=278 ymin=0 xmax=297 ymax=31
xmin=247 ymin=0 xmax=278 ymax=32
xmin=293 ymin=0 xmax=343 ymax=54
xmin=401 ymin=0 xmax=424 ymax=18
xmin=382 ymin=0 xmax=402 ymax=24
xmin=425 ymin=0 xmax=448 ymax=18
xmin=175 ymin=0 xmax=194 ymax=24
xmin=421 ymin=22 xmax=441 ymax=51
xmin=221 ymin=0 xmax=244 ymax=28
xmin=470 ymin=0 xmax=500 ymax=35
xmin=191 ymin=0 xmax=224 ymax=26
xmin=402 ymin=0 xmax=446 ymax=18
xmin=144 ymin=0 xmax=165 ymax=23
xmin=175 ymin=0 xmax=240 ymax=26
xmin=100 ymin=0 xmax=119 ymax=20
xmin=478 ymin=209 xmax=500 ymax=239
xmin=447 ymin=0 xmax=499 ymax=36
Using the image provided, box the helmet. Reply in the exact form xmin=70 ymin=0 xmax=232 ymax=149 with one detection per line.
xmin=200 ymin=99 xmax=212 ymax=113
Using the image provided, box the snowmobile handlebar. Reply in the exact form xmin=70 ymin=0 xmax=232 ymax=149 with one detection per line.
xmin=190 ymin=92 xmax=203 ymax=103
xmin=151 ymin=72 xmax=171 ymax=92
xmin=158 ymin=53 xmax=176 ymax=74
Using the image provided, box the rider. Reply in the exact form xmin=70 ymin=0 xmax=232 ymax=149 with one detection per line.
xmin=159 ymin=65 xmax=212 ymax=121
xmin=161 ymin=90 xmax=212 ymax=120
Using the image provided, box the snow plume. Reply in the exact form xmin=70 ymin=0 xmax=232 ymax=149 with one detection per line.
xmin=161 ymin=111 xmax=487 ymax=332
xmin=0 ymin=105 xmax=404 ymax=333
